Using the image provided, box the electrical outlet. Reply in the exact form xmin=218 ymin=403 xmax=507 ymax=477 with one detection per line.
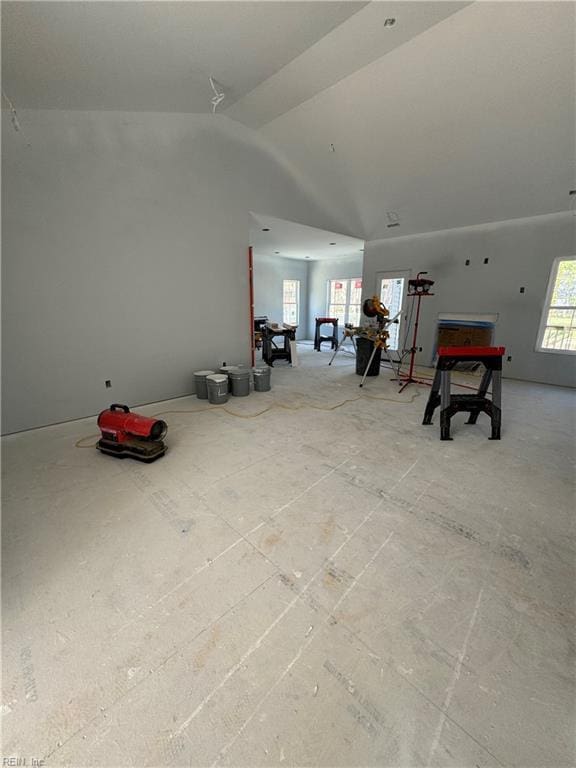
xmin=483 ymin=257 xmax=489 ymax=264
xmin=507 ymin=356 xmax=512 ymax=362
xmin=105 ymin=380 xmax=111 ymax=388
xmin=520 ymin=287 xmax=525 ymax=293
xmin=465 ymin=259 xmax=470 ymax=265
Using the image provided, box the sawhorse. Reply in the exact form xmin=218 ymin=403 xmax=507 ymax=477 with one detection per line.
xmin=314 ymin=318 xmax=338 ymax=351
xmin=422 ymin=346 xmax=505 ymax=440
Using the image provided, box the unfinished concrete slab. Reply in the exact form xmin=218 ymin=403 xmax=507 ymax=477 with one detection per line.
xmin=3 ymin=346 xmax=575 ymax=766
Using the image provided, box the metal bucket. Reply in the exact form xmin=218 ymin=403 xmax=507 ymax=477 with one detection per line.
xmin=253 ymin=366 xmax=271 ymax=392
xmin=220 ymin=365 xmax=242 ymax=392
xmin=206 ymin=374 xmax=229 ymax=404
xmin=229 ymin=369 xmax=251 ymax=397
xmin=194 ymin=370 xmax=215 ymax=399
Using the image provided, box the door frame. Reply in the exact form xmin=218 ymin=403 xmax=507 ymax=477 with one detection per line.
xmin=375 ymin=269 xmax=411 ymax=357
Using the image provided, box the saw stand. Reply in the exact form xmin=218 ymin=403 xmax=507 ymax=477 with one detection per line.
xmin=394 ymin=272 xmax=435 ymax=393
xmin=358 ymin=331 xmax=389 ymax=388
xmin=328 ymin=325 xmax=357 ymax=365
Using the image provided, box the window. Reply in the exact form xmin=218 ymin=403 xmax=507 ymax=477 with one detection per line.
xmin=283 ymin=279 xmax=300 ymax=325
xmin=378 ymin=270 xmax=410 ymax=351
xmin=327 ymin=279 xmax=363 ymax=326
xmin=537 ymin=258 xmax=576 ymax=354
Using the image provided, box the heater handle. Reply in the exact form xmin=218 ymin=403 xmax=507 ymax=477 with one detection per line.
xmin=110 ymin=403 xmax=130 ymax=413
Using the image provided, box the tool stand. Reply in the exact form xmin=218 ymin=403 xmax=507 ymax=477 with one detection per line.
xmin=314 ymin=318 xmax=339 ymax=351
xmin=422 ymin=346 xmax=505 ymax=440
xmin=328 ymin=326 xmax=357 ymax=365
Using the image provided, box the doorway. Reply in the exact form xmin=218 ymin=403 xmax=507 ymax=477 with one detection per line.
xmin=376 ymin=270 xmax=411 ymax=353
xmin=249 ymin=213 xmax=365 ymax=364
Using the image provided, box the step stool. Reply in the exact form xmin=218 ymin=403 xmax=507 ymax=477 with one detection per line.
xmin=314 ymin=317 xmax=339 ymax=351
xmin=422 ymin=346 xmax=505 ymax=440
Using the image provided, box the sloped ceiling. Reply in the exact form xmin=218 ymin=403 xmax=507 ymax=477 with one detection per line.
xmin=2 ymin=1 xmax=574 ymax=242
xmin=261 ymin=1 xmax=576 ymax=241
xmin=2 ymin=1 xmax=468 ymax=117
xmin=226 ymin=1 xmax=469 ymax=127
xmin=1 ymin=1 xmax=368 ymax=112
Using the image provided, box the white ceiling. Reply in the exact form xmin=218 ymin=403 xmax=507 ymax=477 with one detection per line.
xmin=262 ymin=1 xmax=576 ymax=240
xmin=226 ymin=1 xmax=469 ymax=128
xmin=1 ymin=1 xmax=368 ymax=112
xmin=250 ymin=213 xmax=364 ymax=261
xmin=2 ymin=1 xmax=573 ymax=242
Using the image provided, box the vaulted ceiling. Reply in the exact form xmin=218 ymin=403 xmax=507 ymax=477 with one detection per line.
xmin=2 ymin=2 xmax=471 ymax=117
xmin=3 ymin=1 xmax=574 ymax=241
xmin=261 ymin=1 xmax=576 ymax=240
xmin=3 ymin=1 xmax=466 ymax=114
xmin=1 ymin=2 xmax=368 ymax=112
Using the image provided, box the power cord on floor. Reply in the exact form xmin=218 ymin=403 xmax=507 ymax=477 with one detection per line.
xmin=74 ymin=389 xmax=421 ymax=448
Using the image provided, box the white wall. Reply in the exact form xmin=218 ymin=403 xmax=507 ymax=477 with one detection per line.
xmin=1 ymin=109 xmax=340 ymax=433
xmin=307 ymin=255 xmax=364 ymax=339
xmin=363 ymin=213 xmax=576 ymax=388
xmin=252 ymin=253 xmax=308 ymax=340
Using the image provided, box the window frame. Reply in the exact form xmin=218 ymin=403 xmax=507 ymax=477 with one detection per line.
xmin=282 ymin=279 xmax=300 ymax=325
xmin=536 ymin=257 xmax=576 ymax=356
xmin=326 ymin=278 xmax=363 ymax=326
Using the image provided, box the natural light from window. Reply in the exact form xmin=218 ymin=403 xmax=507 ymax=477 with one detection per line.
xmin=537 ymin=258 xmax=576 ymax=354
xmin=283 ymin=279 xmax=299 ymax=325
xmin=327 ymin=279 xmax=362 ymax=326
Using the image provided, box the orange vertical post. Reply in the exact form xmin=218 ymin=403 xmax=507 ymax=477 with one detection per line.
xmin=248 ymin=246 xmax=255 ymax=367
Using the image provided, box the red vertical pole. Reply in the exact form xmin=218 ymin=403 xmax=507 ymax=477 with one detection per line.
xmin=248 ymin=246 xmax=255 ymax=367
xmin=406 ymin=292 xmax=422 ymax=382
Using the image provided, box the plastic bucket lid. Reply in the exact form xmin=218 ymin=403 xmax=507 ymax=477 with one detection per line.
xmin=195 ymin=370 xmax=215 ymax=377
xmin=207 ymin=374 xmax=228 ymax=384
xmin=253 ymin=367 xmax=270 ymax=375
xmin=229 ymin=369 xmax=250 ymax=378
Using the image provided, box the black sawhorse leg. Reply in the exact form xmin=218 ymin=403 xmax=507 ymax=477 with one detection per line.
xmin=422 ymin=347 xmax=504 ymax=440
xmin=422 ymin=368 xmax=441 ymax=425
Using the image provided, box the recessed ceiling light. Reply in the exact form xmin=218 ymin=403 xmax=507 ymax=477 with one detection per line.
xmin=262 ymin=228 xmax=270 ymax=232
xmin=329 ymin=242 xmax=336 ymax=246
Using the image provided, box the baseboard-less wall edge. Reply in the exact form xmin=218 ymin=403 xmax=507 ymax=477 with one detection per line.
xmin=0 ymin=391 xmax=196 ymax=437
xmin=500 ymin=374 xmax=575 ymax=390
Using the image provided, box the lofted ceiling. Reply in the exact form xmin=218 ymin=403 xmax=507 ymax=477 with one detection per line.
xmin=1 ymin=1 xmax=469 ymax=118
xmin=250 ymin=213 xmax=363 ymax=261
xmin=1 ymin=1 xmax=368 ymax=112
xmin=262 ymin=1 xmax=576 ymax=241
xmin=226 ymin=1 xmax=469 ymax=128
xmin=2 ymin=1 xmax=574 ymax=242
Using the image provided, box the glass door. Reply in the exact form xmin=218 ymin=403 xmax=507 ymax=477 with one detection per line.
xmin=377 ymin=270 xmax=411 ymax=352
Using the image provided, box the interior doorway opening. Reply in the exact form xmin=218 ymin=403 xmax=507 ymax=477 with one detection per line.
xmin=249 ymin=213 xmax=364 ymax=365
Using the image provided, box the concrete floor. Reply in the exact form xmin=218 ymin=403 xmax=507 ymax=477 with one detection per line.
xmin=3 ymin=345 xmax=575 ymax=767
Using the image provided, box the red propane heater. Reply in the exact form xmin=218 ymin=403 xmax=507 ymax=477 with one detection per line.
xmin=97 ymin=404 xmax=168 ymax=462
